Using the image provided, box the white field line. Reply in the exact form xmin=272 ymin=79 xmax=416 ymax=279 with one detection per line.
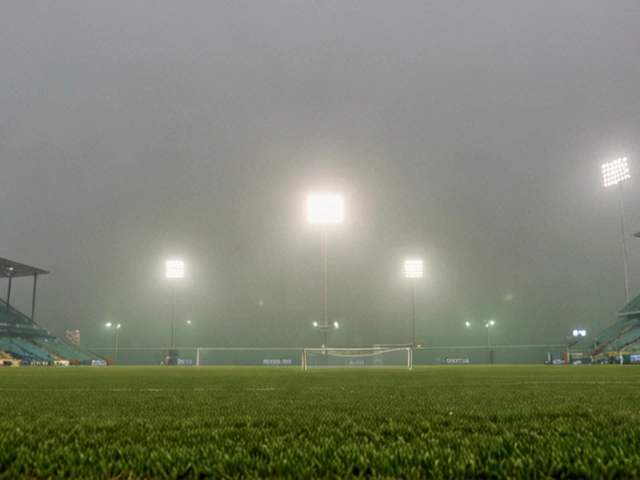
xmin=305 ymin=380 xmax=640 ymax=390
xmin=0 ymin=387 xmax=284 ymax=392
xmin=1 ymin=381 xmax=640 ymax=393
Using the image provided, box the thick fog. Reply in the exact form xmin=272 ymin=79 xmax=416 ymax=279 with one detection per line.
xmin=2 ymin=2 xmax=640 ymax=354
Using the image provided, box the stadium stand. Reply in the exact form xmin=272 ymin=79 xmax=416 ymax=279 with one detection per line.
xmin=0 ymin=342 xmax=20 ymax=366
xmin=0 ymin=257 xmax=103 ymax=366
xmin=570 ymin=293 xmax=640 ymax=364
xmin=36 ymin=338 xmax=101 ymax=364
xmin=11 ymin=338 xmax=56 ymax=361
xmin=1 ymin=337 xmax=54 ymax=365
xmin=0 ymin=301 xmax=50 ymax=337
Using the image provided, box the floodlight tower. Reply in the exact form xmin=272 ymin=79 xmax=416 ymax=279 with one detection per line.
xmin=165 ymin=260 xmax=185 ymax=351
xmin=404 ymin=260 xmax=423 ymax=346
xmin=312 ymin=320 xmax=340 ymax=347
xmin=182 ymin=319 xmax=192 ymax=347
xmin=307 ymin=194 xmax=343 ymax=347
xmin=566 ymin=329 xmax=586 ymax=364
xmin=105 ymin=322 xmax=121 ymax=365
xmin=602 ymin=157 xmax=631 ymax=303
xmin=485 ymin=320 xmax=495 ymax=364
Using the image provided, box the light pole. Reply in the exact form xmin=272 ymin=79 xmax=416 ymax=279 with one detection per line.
xmin=404 ymin=260 xmax=423 ymax=346
xmin=485 ymin=320 xmax=495 ymax=364
xmin=105 ymin=322 xmax=121 ymax=365
xmin=182 ymin=319 xmax=192 ymax=347
xmin=307 ymin=194 xmax=343 ymax=347
xmin=602 ymin=157 xmax=631 ymax=304
xmin=312 ymin=320 xmax=340 ymax=347
xmin=165 ymin=260 xmax=185 ymax=353
xmin=566 ymin=329 xmax=586 ymax=364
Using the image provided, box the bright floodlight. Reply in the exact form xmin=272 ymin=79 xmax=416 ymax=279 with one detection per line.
xmin=313 ymin=321 xmax=318 ymax=327
xmin=465 ymin=321 xmax=471 ymax=327
xmin=333 ymin=321 xmax=339 ymax=328
xmin=404 ymin=260 xmax=423 ymax=279
xmin=165 ymin=260 xmax=185 ymax=279
xmin=602 ymin=157 xmax=630 ymax=187
xmin=573 ymin=329 xmax=586 ymax=337
xmin=106 ymin=322 xmax=112 ymax=327
xmin=486 ymin=320 xmax=495 ymax=327
xmin=307 ymin=194 xmax=344 ymax=223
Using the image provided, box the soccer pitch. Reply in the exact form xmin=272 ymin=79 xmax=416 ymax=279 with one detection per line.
xmin=1 ymin=366 xmax=639 ymax=479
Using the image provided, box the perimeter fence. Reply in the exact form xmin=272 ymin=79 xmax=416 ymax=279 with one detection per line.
xmin=86 ymin=344 xmax=567 ymax=366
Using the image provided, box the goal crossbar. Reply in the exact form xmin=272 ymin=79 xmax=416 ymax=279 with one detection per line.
xmin=302 ymin=347 xmax=412 ymax=370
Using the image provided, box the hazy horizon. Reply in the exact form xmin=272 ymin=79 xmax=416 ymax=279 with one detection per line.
xmin=2 ymin=2 xmax=640 ymax=353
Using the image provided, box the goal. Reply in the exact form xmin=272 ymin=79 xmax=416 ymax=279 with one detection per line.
xmin=302 ymin=347 xmax=412 ymax=370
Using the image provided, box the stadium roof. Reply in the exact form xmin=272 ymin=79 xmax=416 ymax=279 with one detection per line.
xmin=0 ymin=257 xmax=49 ymax=278
xmin=617 ymin=293 xmax=640 ymax=318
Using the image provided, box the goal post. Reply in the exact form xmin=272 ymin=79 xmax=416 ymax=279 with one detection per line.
xmin=302 ymin=347 xmax=412 ymax=370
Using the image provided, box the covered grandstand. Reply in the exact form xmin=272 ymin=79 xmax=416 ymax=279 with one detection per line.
xmin=569 ymin=293 xmax=640 ymax=364
xmin=0 ymin=257 xmax=103 ymax=366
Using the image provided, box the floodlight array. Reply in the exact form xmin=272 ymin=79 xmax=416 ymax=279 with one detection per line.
xmin=602 ymin=157 xmax=630 ymax=187
xmin=312 ymin=321 xmax=339 ymax=331
xmin=573 ymin=329 xmax=586 ymax=337
xmin=165 ymin=260 xmax=185 ymax=279
xmin=404 ymin=260 xmax=423 ymax=278
xmin=307 ymin=194 xmax=344 ymax=223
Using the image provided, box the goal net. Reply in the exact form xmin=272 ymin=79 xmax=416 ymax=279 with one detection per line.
xmin=302 ymin=347 xmax=412 ymax=370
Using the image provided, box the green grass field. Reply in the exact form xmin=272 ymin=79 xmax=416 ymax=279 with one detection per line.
xmin=1 ymin=365 xmax=639 ymax=479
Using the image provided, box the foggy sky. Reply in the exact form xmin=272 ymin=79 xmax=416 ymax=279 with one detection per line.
xmin=2 ymin=1 xmax=640 ymax=352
